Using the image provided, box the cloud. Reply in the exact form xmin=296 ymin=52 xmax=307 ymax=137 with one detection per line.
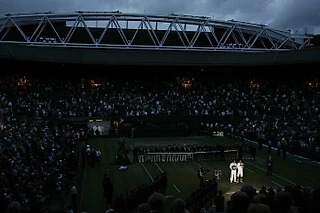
xmin=270 ymin=0 xmax=320 ymax=33
xmin=0 ymin=0 xmax=319 ymax=33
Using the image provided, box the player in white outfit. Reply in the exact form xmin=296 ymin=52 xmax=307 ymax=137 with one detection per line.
xmin=229 ymin=160 xmax=238 ymax=183
xmin=237 ymin=160 xmax=244 ymax=183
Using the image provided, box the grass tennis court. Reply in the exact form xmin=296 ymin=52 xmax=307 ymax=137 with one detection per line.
xmin=81 ymin=136 xmax=320 ymax=213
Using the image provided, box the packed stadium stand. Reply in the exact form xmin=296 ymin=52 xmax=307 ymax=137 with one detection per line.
xmin=1 ymin=10 xmax=320 ymax=213
xmin=0 ymin=60 xmax=320 ymax=213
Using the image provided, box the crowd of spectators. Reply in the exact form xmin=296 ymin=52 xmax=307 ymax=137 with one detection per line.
xmin=112 ymin=172 xmax=167 ymax=213
xmin=1 ymin=73 xmax=320 ymax=213
xmin=0 ymin=116 xmax=86 ymax=213
xmin=124 ymin=181 xmax=320 ymax=213
xmin=1 ymin=75 xmax=319 ymax=157
xmin=225 ymin=183 xmax=320 ymax=213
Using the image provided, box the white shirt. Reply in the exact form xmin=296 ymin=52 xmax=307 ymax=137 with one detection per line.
xmin=229 ymin=162 xmax=237 ymax=171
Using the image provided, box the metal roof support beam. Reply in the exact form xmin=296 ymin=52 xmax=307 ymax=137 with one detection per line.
xmin=236 ymin=27 xmax=248 ymax=47
xmin=146 ymin=17 xmax=160 ymax=46
xmin=142 ymin=18 xmax=158 ymax=46
xmin=190 ymin=24 xmax=202 ymax=47
xmin=9 ymin=17 xmax=28 ymax=42
xmin=230 ymin=31 xmax=241 ymax=47
xmin=159 ymin=22 xmax=172 ymax=46
xmin=258 ymin=37 xmax=267 ymax=49
xmin=64 ymin=16 xmax=81 ymax=43
xmin=29 ymin=16 xmax=46 ymax=42
xmin=113 ymin=16 xmax=129 ymax=45
xmin=0 ymin=19 xmax=12 ymax=41
xmin=97 ymin=16 xmax=114 ymax=44
xmin=264 ymin=31 xmax=277 ymax=49
xmin=144 ymin=17 xmax=160 ymax=45
xmin=130 ymin=18 xmax=158 ymax=46
xmin=248 ymin=28 xmax=264 ymax=49
xmin=171 ymin=18 xmax=187 ymax=47
xmin=300 ymin=37 xmax=312 ymax=49
xmin=0 ymin=12 xmax=313 ymax=50
xmin=174 ymin=19 xmax=190 ymax=46
xmin=207 ymin=27 xmax=220 ymax=47
xmin=46 ymin=17 xmax=63 ymax=43
xmin=220 ymin=24 xmax=237 ymax=48
xmin=31 ymin=16 xmax=63 ymax=43
xmin=78 ymin=15 xmax=96 ymax=44
xmin=0 ymin=18 xmax=9 ymax=36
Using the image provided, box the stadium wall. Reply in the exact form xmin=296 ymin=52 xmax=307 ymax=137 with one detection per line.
xmin=0 ymin=43 xmax=320 ymax=66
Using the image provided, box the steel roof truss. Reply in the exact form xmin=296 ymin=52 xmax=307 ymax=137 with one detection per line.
xmin=207 ymin=26 xmax=220 ymax=47
xmin=0 ymin=18 xmax=9 ymax=38
xmin=220 ymin=24 xmax=237 ymax=48
xmin=287 ymin=38 xmax=297 ymax=49
xmin=9 ymin=17 xmax=28 ymax=42
xmin=78 ymin=15 xmax=96 ymax=44
xmin=97 ymin=16 xmax=114 ymax=44
xmin=190 ymin=21 xmax=214 ymax=47
xmin=64 ymin=16 xmax=81 ymax=43
xmin=271 ymin=37 xmax=289 ymax=50
xmin=300 ymin=38 xmax=311 ymax=49
xmin=46 ymin=17 xmax=63 ymax=43
xmin=230 ymin=31 xmax=241 ymax=47
xmin=32 ymin=16 xmax=63 ymax=43
xmin=65 ymin=15 xmax=97 ymax=44
xmin=0 ymin=12 xmax=313 ymax=50
xmin=190 ymin=24 xmax=202 ymax=47
xmin=0 ymin=17 xmax=28 ymax=42
xmin=29 ymin=16 xmax=46 ymax=42
xmin=159 ymin=22 xmax=172 ymax=46
xmin=130 ymin=18 xmax=158 ymax=46
xmin=169 ymin=19 xmax=187 ymax=46
xmin=272 ymin=40 xmax=282 ymax=49
xmin=235 ymin=27 xmax=248 ymax=47
xmin=242 ymin=28 xmax=262 ymax=49
xmin=193 ymin=23 xmax=220 ymax=49
xmin=255 ymin=30 xmax=269 ymax=50
xmin=0 ymin=19 xmax=12 ymax=41
xmin=233 ymin=26 xmax=257 ymax=49
xmin=144 ymin=17 xmax=160 ymax=45
xmin=258 ymin=37 xmax=267 ymax=49
xmin=264 ymin=32 xmax=277 ymax=49
xmin=248 ymin=28 xmax=264 ymax=49
xmin=112 ymin=16 xmax=129 ymax=45
xmin=174 ymin=19 xmax=190 ymax=46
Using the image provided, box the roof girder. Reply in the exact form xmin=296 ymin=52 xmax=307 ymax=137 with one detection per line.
xmin=0 ymin=12 xmax=313 ymax=51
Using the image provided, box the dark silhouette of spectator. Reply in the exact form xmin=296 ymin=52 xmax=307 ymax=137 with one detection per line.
xmin=251 ymin=145 xmax=256 ymax=161
xmin=272 ymin=191 xmax=299 ymax=213
xmin=138 ymin=203 xmax=150 ymax=213
xmin=7 ymin=201 xmax=20 ymax=213
xmin=69 ymin=182 xmax=77 ymax=213
xmin=172 ymin=198 xmax=190 ymax=213
xmin=266 ymin=156 xmax=273 ymax=176
xmin=230 ymin=191 xmax=250 ymax=213
xmin=214 ymin=190 xmax=225 ymax=212
xmin=148 ymin=192 xmax=166 ymax=213
xmin=241 ymin=184 xmax=257 ymax=202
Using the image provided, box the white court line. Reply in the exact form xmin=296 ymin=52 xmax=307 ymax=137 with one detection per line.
xmin=193 ymin=161 xmax=201 ymax=167
xmin=155 ymin=163 xmax=164 ymax=173
xmin=245 ymin=167 xmax=255 ymax=173
xmin=141 ymin=162 xmax=154 ymax=182
xmin=154 ymin=163 xmax=180 ymax=193
xmin=173 ymin=184 xmax=180 ymax=192
xmin=130 ymin=145 xmax=134 ymax=150
xmin=245 ymin=161 xmax=296 ymax=185
xmin=226 ymin=191 xmax=236 ymax=195
xmin=272 ymin=181 xmax=283 ymax=188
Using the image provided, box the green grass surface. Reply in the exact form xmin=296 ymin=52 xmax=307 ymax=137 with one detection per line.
xmin=81 ymin=136 xmax=320 ymax=213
